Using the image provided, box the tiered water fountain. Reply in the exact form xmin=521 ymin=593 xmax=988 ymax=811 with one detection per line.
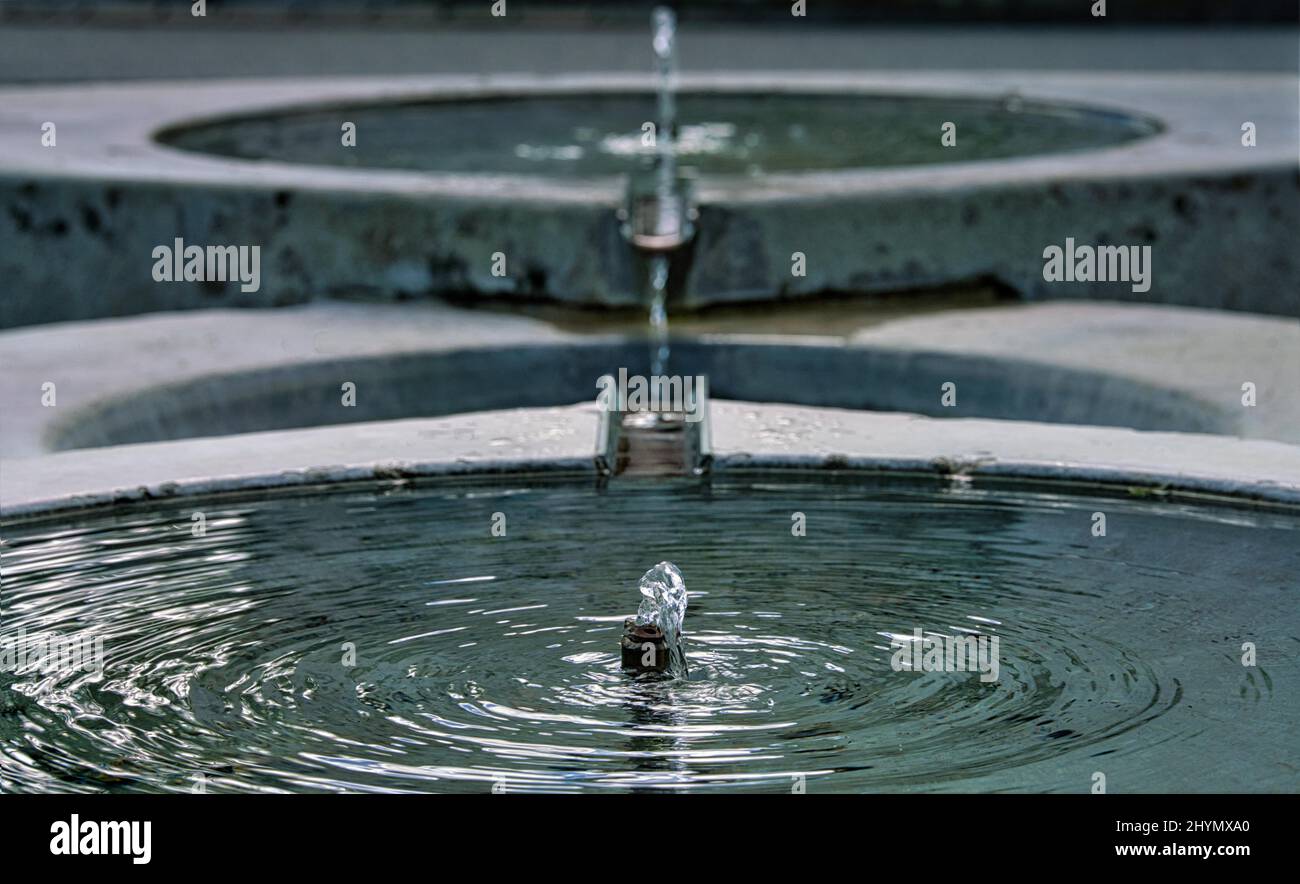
xmin=2 ymin=9 xmax=1298 ymax=794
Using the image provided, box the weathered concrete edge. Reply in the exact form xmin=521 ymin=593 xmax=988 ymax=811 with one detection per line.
xmin=713 ymin=454 xmax=1300 ymax=507
xmin=0 ymin=456 xmax=597 ymax=522
xmin=0 ymin=405 xmax=604 ymax=521
xmin=707 ymin=402 xmax=1300 ymax=505
xmin=5 ymin=404 xmax=1300 ymax=521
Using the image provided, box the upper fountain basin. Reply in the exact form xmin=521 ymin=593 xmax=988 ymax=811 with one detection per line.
xmin=1 ymin=72 xmax=1296 ymax=323
xmin=156 ymin=91 xmax=1159 ymax=178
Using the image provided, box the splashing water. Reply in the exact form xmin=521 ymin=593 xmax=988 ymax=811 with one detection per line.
xmin=635 ymin=560 xmax=689 ymax=677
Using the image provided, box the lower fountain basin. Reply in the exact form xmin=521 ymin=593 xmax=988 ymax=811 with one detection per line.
xmin=2 ymin=470 xmax=1295 ymax=793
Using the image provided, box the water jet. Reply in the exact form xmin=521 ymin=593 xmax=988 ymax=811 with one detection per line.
xmin=621 ymin=561 xmax=689 ymax=677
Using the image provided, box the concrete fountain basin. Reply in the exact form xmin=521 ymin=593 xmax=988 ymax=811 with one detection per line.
xmin=4 ymin=431 xmax=1297 ymax=795
xmin=1 ymin=297 xmax=1297 ymax=518
xmin=2 ymin=71 xmax=1296 ymax=327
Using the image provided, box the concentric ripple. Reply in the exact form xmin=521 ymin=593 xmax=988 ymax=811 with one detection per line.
xmin=1 ymin=474 xmax=1296 ymax=793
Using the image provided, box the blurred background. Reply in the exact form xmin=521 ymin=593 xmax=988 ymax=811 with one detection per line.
xmin=1 ymin=0 xmax=1295 ymax=83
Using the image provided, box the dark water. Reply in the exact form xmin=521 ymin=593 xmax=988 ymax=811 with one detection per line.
xmin=159 ymin=92 xmax=1158 ymax=176
xmin=1 ymin=473 xmax=1294 ymax=793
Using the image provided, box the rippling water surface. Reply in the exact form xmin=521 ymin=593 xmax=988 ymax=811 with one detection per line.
xmin=1 ymin=474 xmax=1295 ymax=793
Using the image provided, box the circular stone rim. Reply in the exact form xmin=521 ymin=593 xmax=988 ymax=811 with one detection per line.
xmin=3 ymin=403 xmax=1298 ymax=522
